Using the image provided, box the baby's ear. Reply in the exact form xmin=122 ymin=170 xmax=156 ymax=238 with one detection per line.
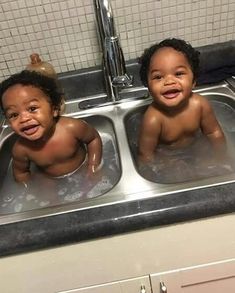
xmin=53 ymin=106 xmax=60 ymax=118
xmin=192 ymin=80 xmax=196 ymax=88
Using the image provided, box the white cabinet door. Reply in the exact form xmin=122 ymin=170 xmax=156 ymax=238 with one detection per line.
xmin=151 ymin=259 xmax=235 ymax=293
xmin=57 ymin=275 xmax=152 ymax=293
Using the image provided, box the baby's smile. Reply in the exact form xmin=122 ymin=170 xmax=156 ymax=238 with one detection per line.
xmin=162 ymin=88 xmax=181 ymax=99
xmin=20 ymin=124 xmax=40 ymax=136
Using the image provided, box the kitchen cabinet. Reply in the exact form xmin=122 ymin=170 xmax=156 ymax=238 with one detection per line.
xmin=1 ymin=213 xmax=235 ymax=293
xmin=57 ymin=259 xmax=235 ymax=293
xmin=151 ymin=259 xmax=235 ymax=293
xmin=57 ymin=276 xmax=151 ymax=293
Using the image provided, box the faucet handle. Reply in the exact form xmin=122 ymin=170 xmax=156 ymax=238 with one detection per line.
xmin=112 ymin=73 xmax=133 ymax=87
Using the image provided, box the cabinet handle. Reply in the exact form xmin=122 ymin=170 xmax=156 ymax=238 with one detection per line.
xmin=160 ymin=281 xmax=167 ymax=293
xmin=140 ymin=285 xmax=146 ymax=293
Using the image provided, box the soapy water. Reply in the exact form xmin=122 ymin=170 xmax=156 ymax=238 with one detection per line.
xmin=0 ymin=133 xmax=120 ymax=214
xmin=126 ymin=100 xmax=235 ymax=184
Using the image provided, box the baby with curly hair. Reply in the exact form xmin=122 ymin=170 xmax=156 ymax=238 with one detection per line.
xmin=0 ymin=70 xmax=102 ymax=183
xmin=138 ymin=38 xmax=226 ymax=163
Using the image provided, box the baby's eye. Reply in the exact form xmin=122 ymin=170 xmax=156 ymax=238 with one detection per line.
xmin=28 ymin=106 xmax=38 ymax=112
xmin=7 ymin=112 xmax=18 ymax=120
xmin=175 ymin=71 xmax=185 ymax=77
xmin=153 ymin=74 xmax=162 ymax=80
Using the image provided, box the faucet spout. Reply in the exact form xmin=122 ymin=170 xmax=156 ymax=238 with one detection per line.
xmin=94 ymin=0 xmax=133 ymax=101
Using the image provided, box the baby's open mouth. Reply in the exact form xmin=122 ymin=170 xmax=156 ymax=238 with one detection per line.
xmin=162 ymin=89 xmax=180 ymax=99
xmin=21 ymin=124 xmax=39 ymax=135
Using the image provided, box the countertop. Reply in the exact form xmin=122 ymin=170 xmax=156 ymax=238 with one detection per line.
xmin=0 ymin=181 xmax=235 ymax=257
xmin=1 ymin=40 xmax=235 ymax=257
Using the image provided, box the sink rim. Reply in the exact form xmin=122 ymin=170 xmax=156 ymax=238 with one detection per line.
xmin=0 ymin=81 xmax=235 ymax=225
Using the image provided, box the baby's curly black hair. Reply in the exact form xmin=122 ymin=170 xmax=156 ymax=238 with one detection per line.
xmin=0 ymin=70 xmax=62 ymax=111
xmin=139 ymin=38 xmax=200 ymax=87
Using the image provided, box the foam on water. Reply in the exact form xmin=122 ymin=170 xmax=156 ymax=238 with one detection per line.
xmin=0 ymin=133 xmax=121 ymax=214
xmin=126 ymin=100 xmax=235 ymax=184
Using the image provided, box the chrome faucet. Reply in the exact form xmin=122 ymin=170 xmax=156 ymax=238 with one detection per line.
xmin=93 ymin=0 xmax=133 ymax=102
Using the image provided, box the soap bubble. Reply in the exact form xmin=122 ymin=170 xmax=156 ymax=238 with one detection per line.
xmin=0 ymin=133 xmax=121 ymax=214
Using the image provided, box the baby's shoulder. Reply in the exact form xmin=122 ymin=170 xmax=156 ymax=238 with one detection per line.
xmin=57 ymin=116 xmax=88 ymax=132
xmin=143 ymin=104 xmax=164 ymax=124
xmin=191 ymin=92 xmax=207 ymax=102
xmin=146 ymin=103 xmax=162 ymax=114
xmin=190 ymin=92 xmax=209 ymax=107
xmin=58 ymin=116 xmax=82 ymax=127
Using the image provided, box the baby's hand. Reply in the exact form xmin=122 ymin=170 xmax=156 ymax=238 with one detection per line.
xmin=138 ymin=153 xmax=155 ymax=167
xmin=21 ymin=181 xmax=28 ymax=189
xmin=87 ymin=160 xmax=103 ymax=178
xmin=88 ymin=164 xmax=99 ymax=174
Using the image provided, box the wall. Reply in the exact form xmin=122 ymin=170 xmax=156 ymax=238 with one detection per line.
xmin=0 ymin=0 xmax=235 ymax=82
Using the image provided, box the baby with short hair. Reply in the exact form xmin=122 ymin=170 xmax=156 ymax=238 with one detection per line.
xmin=138 ymin=38 xmax=226 ymax=163
xmin=0 ymin=70 xmax=102 ymax=183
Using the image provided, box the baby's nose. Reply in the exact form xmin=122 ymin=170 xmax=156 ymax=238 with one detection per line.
xmin=164 ymin=75 xmax=176 ymax=84
xmin=19 ymin=111 xmax=31 ymax=122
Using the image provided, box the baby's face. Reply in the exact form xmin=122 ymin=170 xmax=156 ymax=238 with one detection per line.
xmin=2 ymin=84 xmax=59 ymax=141
xmin=147 ymin=47 xmax=195 ymax=110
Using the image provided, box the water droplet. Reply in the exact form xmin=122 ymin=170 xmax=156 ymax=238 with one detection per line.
xmin=14 ymin=203 xmax=23 ymax=212
xmin=3 ymin=194 xmax=14 ymax=202
xmin=39 ymin=201 xmax=50 ymax=207
xmin=26 ymin=194 xmax=36 ymax=201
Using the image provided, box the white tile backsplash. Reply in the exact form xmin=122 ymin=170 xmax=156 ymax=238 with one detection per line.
xmin=0 ymin=0 xmax=235 ymax=81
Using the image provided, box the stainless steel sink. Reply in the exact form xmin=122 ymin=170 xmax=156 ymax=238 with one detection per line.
xmin=125 ymin=89 xmax=235 ymax=184
xmin=0 ymin=115 xmax=121 ymax=218
xmin=0 ymin=81 xmax=235 ymax=225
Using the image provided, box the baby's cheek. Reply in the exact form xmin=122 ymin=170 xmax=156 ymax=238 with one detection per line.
xmin=7 ymin=120 xmax=15 ymax=128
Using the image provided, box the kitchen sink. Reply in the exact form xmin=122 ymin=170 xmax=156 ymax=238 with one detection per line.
xmin=0 ymin=80 xmax=235 ymax=224
xmin=0 ymin=115 xmax=121 ymax=216
xmin=125 ymin=92 xmax=235 ymax=184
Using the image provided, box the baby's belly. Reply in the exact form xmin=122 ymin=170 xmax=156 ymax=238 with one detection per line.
xmin=160 ymin=134 xmax=197 ymax=149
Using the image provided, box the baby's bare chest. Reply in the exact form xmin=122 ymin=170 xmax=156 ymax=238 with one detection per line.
xmin=27 ymin=136 xmax=81 ymax=166
xmin=160 ymin=111 xmax=201 ymax=142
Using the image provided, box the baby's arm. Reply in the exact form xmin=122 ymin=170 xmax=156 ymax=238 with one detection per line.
xmin=75 ymin=119 xmax=102 ymax=173
xmin=200 ymin=95 xmax=226 ymax=151
xmin=138 ymin=107 xmax=161 ymax=163
xmin=12 ymin=142 xmax=31 ymax=183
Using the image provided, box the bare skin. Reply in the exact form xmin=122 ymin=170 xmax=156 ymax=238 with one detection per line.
xmin=2 ymin=84 xmax=102 ymax=183
xmin=138 ymin=47 xmax=226 ymax=163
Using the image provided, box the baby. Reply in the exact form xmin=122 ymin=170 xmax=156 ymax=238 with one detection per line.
xmin=138 ymin=38 xmax=226 ymax=163
xmin=0 ymin=70 xmax=102 ymax=183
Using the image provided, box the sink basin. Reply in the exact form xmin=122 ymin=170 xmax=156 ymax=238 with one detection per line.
xmin=125 ymin=92 xmax=235 ymax=183
xmin=0 ymin=115 xmax=121 ymax=215
xmin=1 ymin=81 xmax=235 ymax=224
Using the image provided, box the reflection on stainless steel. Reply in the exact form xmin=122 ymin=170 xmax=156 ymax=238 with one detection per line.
xmin=226 ymin=77 xmax=235 ymax=92
xmin=0 ymin=82 xmax=235 ymax=225
xmin=93 ymin=0 xmax=133 ymax=101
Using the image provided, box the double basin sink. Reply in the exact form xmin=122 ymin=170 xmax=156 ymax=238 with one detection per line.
xmin=1 ymin=70 xmax=235 ymax=225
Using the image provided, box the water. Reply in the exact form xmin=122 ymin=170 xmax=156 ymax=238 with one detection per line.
xmin=0 ymin=133 xmax=121 ymax=214
xmin=126 ymin=99 xmax=235 ymax=184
